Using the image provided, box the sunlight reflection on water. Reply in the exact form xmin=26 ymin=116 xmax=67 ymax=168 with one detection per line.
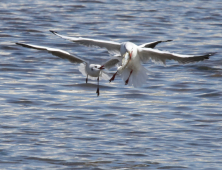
xmin=0 ymin=0 xmax=222 ymax=169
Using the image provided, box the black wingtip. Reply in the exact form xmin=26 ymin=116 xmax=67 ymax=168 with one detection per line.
xmin=203 ymin=52 xmax=217 ymax=60
xmin=15 ymin=42 xmax=30 ymax=48
xmin=209 ymin=52 xmax=217 ymax=56
xmin=15 ymin=42 xmax=23 ymax=46
xmin=206 ymin=52 xmax=217 ymax=57
xmin=49 ymin=30 xmax=58 ymax=34
xmin=165 ymin=40 xmax=173 ymax=42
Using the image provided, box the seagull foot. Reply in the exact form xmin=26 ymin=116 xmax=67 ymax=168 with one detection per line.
xmin=96 ymin=88 xmax=100 ymax=96
xmin=109 ymin=72 xmax=117 ymax=83
xmin=125 ymin=79 xmax=129 ymax=85
xmin=125 ymin=70 xmax=133 ymax=85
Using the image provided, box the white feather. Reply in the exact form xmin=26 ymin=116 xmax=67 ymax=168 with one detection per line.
xmin=120 ymin=64 xmax=148 ymax=88
xmin=100 ymin=71 xmax=110 ymax=80
xmin=78 ymin=63 xmax=97 ymax=80
xmin=78 ymin=63 xmax=87 ymax=76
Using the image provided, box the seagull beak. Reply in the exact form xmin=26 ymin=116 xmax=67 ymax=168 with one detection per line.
xmin=123 ymin=51 xmax=132 ymax=59
xmin=129 ymin=51 xmax=133 ymax=58
xmin=99 ymin=65 xmax=105 ymax=70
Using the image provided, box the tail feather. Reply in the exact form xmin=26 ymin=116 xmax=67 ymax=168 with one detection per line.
xmin=121 ymin=65 xmax=148 ymax=87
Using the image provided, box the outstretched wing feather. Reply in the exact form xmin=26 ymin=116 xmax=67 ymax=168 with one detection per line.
xmin=138 ymin=47 xmax=215 ymax=65
xmin=16 ymin=42 xmax=86 ymax=64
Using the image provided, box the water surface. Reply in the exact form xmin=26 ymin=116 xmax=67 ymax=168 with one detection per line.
xmin=0 ymin=0 xmax=222 ymax=169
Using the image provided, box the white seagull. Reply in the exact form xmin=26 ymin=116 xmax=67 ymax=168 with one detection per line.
xmin=16 ymin=42 xmax=119 ymax=96
xmin=50 ymin=30 xmax=216 ymax=87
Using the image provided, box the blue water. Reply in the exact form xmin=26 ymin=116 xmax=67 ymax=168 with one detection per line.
xmin=1 ymin=0 xmax=222 ymax=169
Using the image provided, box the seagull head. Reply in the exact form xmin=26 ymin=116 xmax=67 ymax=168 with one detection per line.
xmin=90 ymin=64 xmax=104 ymax=72
xmin=120 ymin=42 xmax=135 ymax=59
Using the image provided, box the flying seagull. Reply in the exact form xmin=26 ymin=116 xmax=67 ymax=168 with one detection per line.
xmin=16 ymin=42 xmax=119 ymax=96
xmin=50 ymin=30 xmax=216 ymax=87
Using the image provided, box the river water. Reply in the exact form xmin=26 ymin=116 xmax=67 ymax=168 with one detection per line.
xmin=1 ymin=0 xmax=222 ymax=169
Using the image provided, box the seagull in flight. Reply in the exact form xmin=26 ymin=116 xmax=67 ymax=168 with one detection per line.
xmin=50 ymin=30 xmax=216 ymax=87
xmin=16 ymin=42 xmax=119 ymax=96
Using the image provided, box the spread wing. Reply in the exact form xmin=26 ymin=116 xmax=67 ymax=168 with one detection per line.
xmin=139 ymin=40 xmax=172 ymax=48
xmin=16 ymin=42 xmax=86 ymax=64
xmin=112 ymin=40 xmax=173 ymax=60
xmin=138 ymin=47 xmax=216 ymax=65
xmin=102 ymin=58 xmax=121 ymax=70
xmin=50 ymin=30 xmax=121 ymax=55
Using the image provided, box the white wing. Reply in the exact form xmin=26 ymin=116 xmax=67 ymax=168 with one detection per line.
xmin=16 ymin=42 xmax=86 ymax=64
xmin=100 ymin=72 xmax=110 ymax=80
xmin=111 ymin=40 xmax=172 ymax=60
xmin=78 ymin=63 xmax=87 ymax=76
xmin=139 ymin=40 xmax=172 ymax=48
xmin=50 ymin=30 xmax=121 ymax=55
xmin=138 ymin=47 xmax=216 ymax=65
xmin=102 ymin=58 xmax=121 ymax=70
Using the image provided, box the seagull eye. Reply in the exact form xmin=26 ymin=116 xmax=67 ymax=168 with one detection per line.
xmin=95 ymin=66 xmax=97 ymax=68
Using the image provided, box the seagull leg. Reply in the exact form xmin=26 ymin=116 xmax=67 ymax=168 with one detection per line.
xmin=109 ymin=71 xmax=117 ymax=83
xmin=125 ymin=70 xmax=133 ymax=85
xmin=86 ymin=75 xmax=88 ymax=83
xmin=96 ymin=77 xmax=100 ymax=96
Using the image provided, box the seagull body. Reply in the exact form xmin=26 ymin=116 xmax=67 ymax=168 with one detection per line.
xmin=16 ymin=42 xmax=119 ymax=96
xmin=50 ymin=30 xmax=216 ymax=87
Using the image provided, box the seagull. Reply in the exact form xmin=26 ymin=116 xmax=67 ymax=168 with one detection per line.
xmin=16 ymin=42 xmax=119 ymax=96
xmin=50 ymin=30 xmax=216 ymax=87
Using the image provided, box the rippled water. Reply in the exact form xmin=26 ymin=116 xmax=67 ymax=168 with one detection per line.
xmin=1 ymin=0 xmax=222 ymax=169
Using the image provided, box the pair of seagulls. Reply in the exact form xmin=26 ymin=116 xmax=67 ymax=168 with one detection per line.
xmin=16 ymin=30 xmax=216 ymax=96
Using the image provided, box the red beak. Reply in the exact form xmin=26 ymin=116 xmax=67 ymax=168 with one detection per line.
xmin=129 ymin=51 xmax=133 ymax=59
xmin=99 ymin=65 xmax=105 ymax=70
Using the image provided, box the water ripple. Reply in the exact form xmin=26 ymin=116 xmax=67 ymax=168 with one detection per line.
xmin=0 ymin=0 xmax=222 ymax=169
